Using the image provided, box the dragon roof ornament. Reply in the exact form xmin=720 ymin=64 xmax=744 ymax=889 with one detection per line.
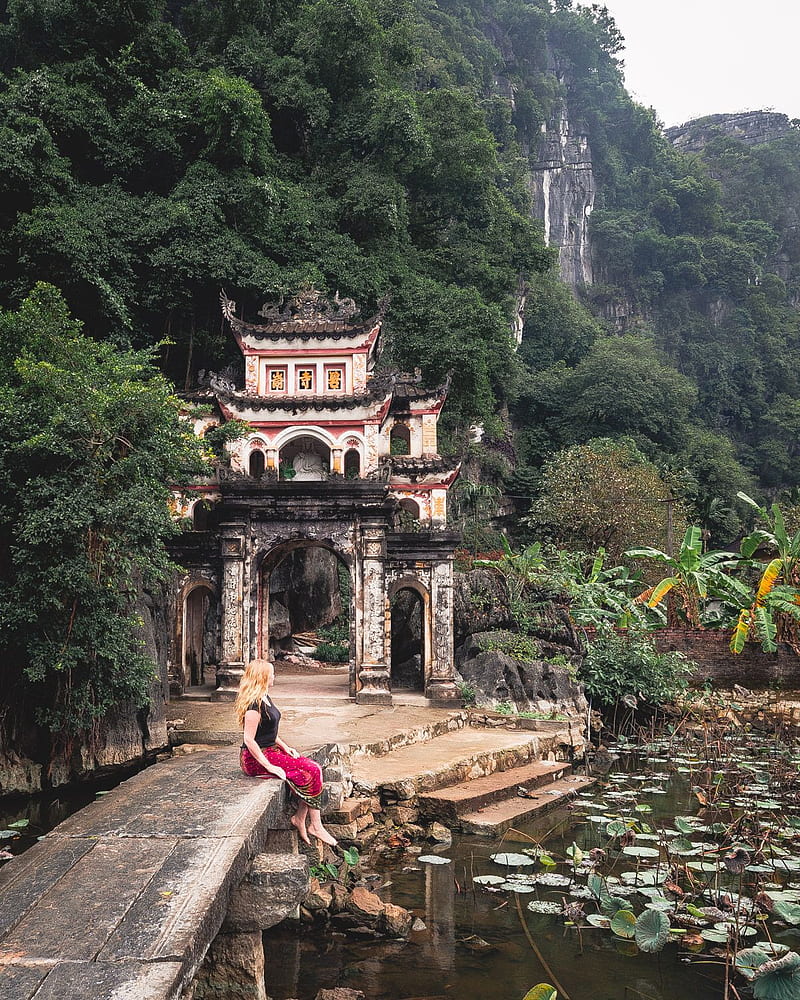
xmin=257 ymin=286 xmax=359 ymax=324
xmin=220 ymin=288 xmax=388 ymax=338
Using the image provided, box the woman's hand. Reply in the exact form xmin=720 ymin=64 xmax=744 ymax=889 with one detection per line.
xmin=284 ymin=746 xmax=300 ymax=758
xmin=269 ymin=766 xmax=287 ymax=781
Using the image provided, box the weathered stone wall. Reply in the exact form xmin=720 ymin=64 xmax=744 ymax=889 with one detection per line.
xmin=652 ymin=628 xmax=800 ymax=689
xmin=582 ymin=626 xmax=800 ymax=689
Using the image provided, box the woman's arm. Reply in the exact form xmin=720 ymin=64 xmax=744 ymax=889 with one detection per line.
xmin=244 ymin=711 xmax=287 ymax=779
xmin=275 ymin=736 xmax=299 ymax=758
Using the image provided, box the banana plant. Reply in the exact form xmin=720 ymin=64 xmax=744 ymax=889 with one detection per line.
xmin=730 ymin=493 xmax=800 ymax=653
xmin=626 ymin=526 xmax=747 ymax=627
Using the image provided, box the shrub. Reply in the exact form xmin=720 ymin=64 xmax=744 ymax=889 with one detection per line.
xmin=579 ymin=624 xmax=693 ymax=708
xmin=456 ymin=681 xmax=477 ymax=706
xmin=482 ymin=629 xmax=537 ymax=661
xmin=314 ymin=642 xmax=349 ymax=663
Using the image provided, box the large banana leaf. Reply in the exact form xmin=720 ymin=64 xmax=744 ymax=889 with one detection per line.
xmin=646 ymin=577 xmax=679 ymax=608
xmin=740 ymin=529 xmax=774 ymax=559
xmin=680 ymin=525 xmax=702 ymax=559
xmin=730 ymin=609 xmax=751 ymax=653
xmin=754 ymin=606 xmax=778 ymax=653
xmin=756 ymin=558 xmax=784 ymax=604
xmin=624 ymin=547 xmax=674 ymax=563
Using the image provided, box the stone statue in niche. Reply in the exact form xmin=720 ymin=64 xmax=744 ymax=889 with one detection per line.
xmin=292 ymin=447 xmax=326 ymax=480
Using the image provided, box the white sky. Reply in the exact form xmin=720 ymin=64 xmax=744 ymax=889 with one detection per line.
xmin=598 ymin=0 xmax=800 ymax=127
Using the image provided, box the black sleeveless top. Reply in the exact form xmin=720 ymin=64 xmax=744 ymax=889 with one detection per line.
xmin=245 ymin=697 xmax=281 ymax=748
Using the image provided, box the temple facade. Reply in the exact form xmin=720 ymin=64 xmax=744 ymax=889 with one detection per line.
xmin=170 ymin=288 xmax=461 ymax=705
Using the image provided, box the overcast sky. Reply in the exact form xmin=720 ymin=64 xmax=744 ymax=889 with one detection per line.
xmin=598 ymin=0 xmax=800 ymax=127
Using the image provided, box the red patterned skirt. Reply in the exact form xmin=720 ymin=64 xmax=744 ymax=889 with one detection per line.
xmin=240 ymin=745 xmax=325 ymax=809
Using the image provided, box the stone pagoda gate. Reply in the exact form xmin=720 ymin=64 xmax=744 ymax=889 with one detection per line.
xmin=171 ymin=288 xmax=461 ymax=705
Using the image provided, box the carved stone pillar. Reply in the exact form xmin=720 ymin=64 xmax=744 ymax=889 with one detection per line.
xmin=427 ymin=558 xmax=458 ymax=703
xmin=356 ymin=520 xmax=391 ymax=705
xmin=214 ymin=529 xmax=247 ymax=701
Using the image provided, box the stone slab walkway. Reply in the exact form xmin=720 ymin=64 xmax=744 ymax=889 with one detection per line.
xmin=0 ymin=748 xmax=285 ymax=1000
xmin=168 ymin=677 xmax=464 ymax=758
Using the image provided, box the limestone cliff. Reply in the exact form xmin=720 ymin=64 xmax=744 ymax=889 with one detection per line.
xmin=527 ymin=100 xmax=596 ymax=290
xmin=666 ymin=110 xmax=794 ymax=153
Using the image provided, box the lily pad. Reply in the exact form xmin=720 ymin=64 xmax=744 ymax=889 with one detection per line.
xmin=622 ymin=845 xmax=660 ymax=858
xmin=772 ymin=900 xmax=800 ymax=925
xmin=585 ymin=914 xmax=611 ymax=929
xmin=527 ymin=900 xmax=563 ymax=914
xmin=522 ymin=985 xmax=557 ymax=1000
xmin=490 ymin=853 xmax=536 ymax=867
xmin=473 ymin=875 xmax=506 ymax=886
xmin=700 ymin=928 xmax=730 ymax=944
xmin=611 ymin=910 xmax=637 ymax=939
xmin=418 ymin=855 xmax=451 ymax=865
xmin=635 ymin=909 xmax=671 ymax=953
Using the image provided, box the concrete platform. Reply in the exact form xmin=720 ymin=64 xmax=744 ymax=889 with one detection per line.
xmin=0 ymin=748 xmax=287 ymax=1000
xmin=350 ymin=726 xmax=558 ymax=797
xmin=167 ymin=673 xmax=467 ymax=760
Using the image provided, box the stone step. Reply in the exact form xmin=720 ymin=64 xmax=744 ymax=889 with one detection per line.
xmin=459 ymin=774 xmax=596 ymax=836
xmin=417 ymin=760 xmax=572 ymax=825
xmin=350 ymin=725 xmax=579 ymax=801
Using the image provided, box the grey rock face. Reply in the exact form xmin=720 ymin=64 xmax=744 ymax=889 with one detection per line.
xmin=528 ymin=108 xmax=595 ymax=288
xmin=453 ymin=569 xmax=513 ymax=638
xmin=268 ymin=545 xmax=343 ymax=640
xmin=667 ymin=111 xmax=793 ymax=152
xmin=456 ymin=631 xmax=587 ymax=716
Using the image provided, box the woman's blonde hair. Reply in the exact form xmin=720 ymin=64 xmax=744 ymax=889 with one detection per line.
xmin=234 ymin=659 xmax=274 ymax=726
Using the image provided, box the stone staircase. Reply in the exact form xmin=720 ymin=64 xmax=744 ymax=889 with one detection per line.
xmin=340 ymin=719 xmax=594 ymax=839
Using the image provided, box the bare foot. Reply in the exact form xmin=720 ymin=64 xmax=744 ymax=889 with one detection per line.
xmin=290 ymin=814 xmax=311 ymax=845
xmin=308 ymin=823 xmax=338 ymax=848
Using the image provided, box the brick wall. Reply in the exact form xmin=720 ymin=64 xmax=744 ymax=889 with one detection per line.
xmin=582 ymin=627 xmax=800 ymax=689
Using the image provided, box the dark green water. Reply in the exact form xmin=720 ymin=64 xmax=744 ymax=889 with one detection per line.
xmin=265 ymin=733 xmax=800 ymax=1000
xmin=0 ymin=762 xmax=150 ymax=860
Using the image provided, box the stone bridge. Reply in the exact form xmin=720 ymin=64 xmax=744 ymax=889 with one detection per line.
xmin=0 ymin=748 xmax=308 ymax=1000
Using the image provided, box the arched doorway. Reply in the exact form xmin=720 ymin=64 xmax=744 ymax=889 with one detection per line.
xmin=390 ymin=587 xmax=425 ymax=691
xmin=258 ymin=542 xmax=352 ymax=678
xmin=183 ymin=584 xmax=216 ymax=688
xmin=390 ymin=423 xmax=411 ymax=455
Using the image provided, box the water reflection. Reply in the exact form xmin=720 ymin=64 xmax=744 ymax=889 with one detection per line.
xmin=263 ymin=763 xmax=732 ymax=1000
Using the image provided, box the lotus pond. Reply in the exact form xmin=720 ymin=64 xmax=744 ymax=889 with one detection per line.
xmin=265 ymin=727 xmax=800 ymax=1000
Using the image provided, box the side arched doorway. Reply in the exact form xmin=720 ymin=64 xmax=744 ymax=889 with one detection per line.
xmin=258 ymin=540 xmax=353 ymax=689
xmin=389 ymin=584 xmax=430 ymax=691
xmin=183 ymin=584 xmax=216 ymax=688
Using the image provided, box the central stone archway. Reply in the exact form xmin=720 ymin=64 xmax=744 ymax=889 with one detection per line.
xmin=258 ymin=539 xmax=353 ymax=670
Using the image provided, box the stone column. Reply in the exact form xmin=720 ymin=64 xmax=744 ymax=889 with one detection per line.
xmin=427 ymin=557 xmax=458 ymax=703
xmin=189 ymin=931 xmax=266 ymax=1000
xmin=214 ymin=529 xmax=247 ymax=701
xmin=356 ymin=519 xmax=391 ymax=705
xmin=331 ymin=447 xmax=343 ymax=475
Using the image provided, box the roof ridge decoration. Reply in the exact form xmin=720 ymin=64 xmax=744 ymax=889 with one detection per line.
xmin=220 ymin=288 xmax=389 ymax=339
xmin=257 ymin=286 xmax=359 ymax=325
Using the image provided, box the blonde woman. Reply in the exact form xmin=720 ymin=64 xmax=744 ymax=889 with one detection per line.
xmin=236 ymin=659 xmax=337 ymax=847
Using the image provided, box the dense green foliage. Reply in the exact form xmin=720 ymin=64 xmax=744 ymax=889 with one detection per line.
xmin=1 ymin=0 xmax=798 ymax=528
xmin=525 ymin=438 xmax=686 ymax=562
xmin=580 ymin=625 xmax=693 ymax=709
xmin=1 ymin=0 xmax=800 ymax=734
xmin=0 ymin=285 xmax=207 ymax=734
